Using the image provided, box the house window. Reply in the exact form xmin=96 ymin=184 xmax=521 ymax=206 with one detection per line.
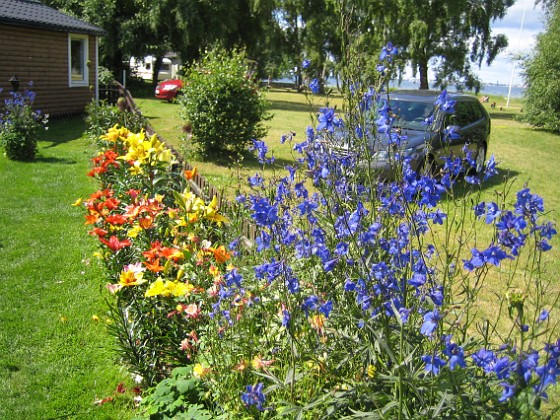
xmin=68 ymin=34 xmax=89 ymax=87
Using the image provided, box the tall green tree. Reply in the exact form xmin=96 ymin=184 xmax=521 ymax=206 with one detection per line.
xmin=159 ymin=0 xmax=280 ymax=78
xmin=273 ymin=0 xmax=341 ymax=90
xmin=522 ymin=3 xmax=560 ymax=131
xmin=397 ymin=0 xmax=514 ymax=91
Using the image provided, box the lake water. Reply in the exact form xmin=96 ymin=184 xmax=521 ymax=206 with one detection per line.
xmin=389 ymin=79 xmax=525 ymax=98
xmin=269 ymin=77 xmax=526 ymax=98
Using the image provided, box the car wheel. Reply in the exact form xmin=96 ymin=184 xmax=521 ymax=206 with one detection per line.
xmin=475 ymin=144 xmax=487 ymax=174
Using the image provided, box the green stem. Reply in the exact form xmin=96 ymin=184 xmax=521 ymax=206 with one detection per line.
xmin=398 ymin=321 xmax=404 ymax=420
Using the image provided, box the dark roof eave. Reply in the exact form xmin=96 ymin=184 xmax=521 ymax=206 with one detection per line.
xmin=0 ymin=18 xmax=106 ymax=36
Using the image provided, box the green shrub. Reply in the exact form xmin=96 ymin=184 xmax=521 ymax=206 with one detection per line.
xmin=0 ymin=86 xmax=48 ymax=161
xmin=85 ymin=99 xmax=147 ymax=141
xmin=179 ymin=47 xmax=270 ymax=160
xmin=98 ymin=66 xmax=115 ymax=87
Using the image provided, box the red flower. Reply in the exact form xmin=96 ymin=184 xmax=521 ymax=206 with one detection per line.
xmin=99 ymin=235 xmax=131 ymax=251
xmin=89 ymin=227 xmax=108 ymax=237
xmin=105 ymin=214 xmax=128 ymax=225
xmin=102 ymin=197 xmax=121 ymax=211
xmin=144 ymin=258 xmax=164 ymax=272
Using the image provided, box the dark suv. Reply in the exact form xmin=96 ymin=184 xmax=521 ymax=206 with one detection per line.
xmin=333 ymin=90 xmax=491 ymax=179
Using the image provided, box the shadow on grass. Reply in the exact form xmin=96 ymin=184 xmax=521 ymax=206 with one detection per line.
xmin=34 ymin=156 xmax=77 ymax=164
xmin=138 ymin=114 xmax=161 ymax=121
xmin=195 ymin=150 xmax=295 ymax=173
xmin=446 ymin=168 xmax=521 ymax=200
xmin=488 ymin=110 xmax=519 ymax=121
xmin=269 ymin=99 xmax=316 ymax=114
xmin=42 ymin=118 xmax=87 ymax=149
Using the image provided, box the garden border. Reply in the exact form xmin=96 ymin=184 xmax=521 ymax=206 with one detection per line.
xmin=113 ymin=81 xmax=258 ymax=242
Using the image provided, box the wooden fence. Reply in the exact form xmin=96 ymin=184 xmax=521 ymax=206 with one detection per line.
xmin=111 ymin=81 xmax=258 ymax=242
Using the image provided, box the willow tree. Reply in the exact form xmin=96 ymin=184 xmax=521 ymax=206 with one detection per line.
xmin=398 ymin=0 xmax=514 ymax=91
xmin=522 ymin=3 xmax=560 ymax=131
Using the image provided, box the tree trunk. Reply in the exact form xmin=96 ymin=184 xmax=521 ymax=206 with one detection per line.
xmin=151 ymin=56 xmax=163 ymax=89
xmin=418 ymin=57 xmax=429 ymax=90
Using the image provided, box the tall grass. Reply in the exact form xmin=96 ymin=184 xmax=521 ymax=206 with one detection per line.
xmin=0 ymin=119 xmax=136 ymax=419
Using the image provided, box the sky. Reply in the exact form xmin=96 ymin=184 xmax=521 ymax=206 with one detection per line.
xmin=474 ymin=0 xmax=547 ymax=86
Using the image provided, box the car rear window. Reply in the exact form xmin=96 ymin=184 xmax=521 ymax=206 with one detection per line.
xmin=445 ymin=101 xmax=483 ymax=127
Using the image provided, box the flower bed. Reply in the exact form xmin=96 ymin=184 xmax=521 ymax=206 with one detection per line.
xmin=81 ymin=49 xmax=559 ymax=418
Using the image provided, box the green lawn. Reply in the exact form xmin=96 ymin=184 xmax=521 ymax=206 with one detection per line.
xmin=0 ymin=119 xmax=137 ymax=419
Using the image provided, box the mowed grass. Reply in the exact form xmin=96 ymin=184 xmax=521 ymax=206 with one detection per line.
xmin=0 ymin=119 xmax=136 ymax=419
xmin=135 ymin=88 xmax=344 ymax=193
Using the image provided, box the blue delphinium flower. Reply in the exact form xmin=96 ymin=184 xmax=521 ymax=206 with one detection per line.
xmin=408 ymin=272 xmax=426 ymax=289
xmin=421 ymin=309 xmax=441 ymax=336
xmin=248 ymin=173 xmax=264 ymax=188
xmin=254 ymin=258 xmax=282 ymax=283
xmin=518 ymin=351 xmax=539 ymax=383
xmin=281 ymin=308 xmax=291 ymax=327
xmin=225 ymin=269 xmax=243 ymax=288
xmin=539 ymin=309 xmax=550 ymax=322
xmin=297 ymin=197 xmax=318 ymax=218
xmin=334 ymin=242 xmax=349 ymax=255
xmin=493 ymin=356 xmax=514 ymax=380
xmin=540 ymin=221 xmax=556 ymax=238
xmin=422 ymin=353 xmax=446 ymax=375
xmin=484 ymin=155 xmax=499 ymax=180
xmin=499 ymin=382 xmax=516 ymax=402
xmin=442 ymin=338 xmax=466 ymax=370
xmin=536 ymin=221 xmax=557 ymax=252
xmin=255 ymin=230 xmax=271 ymax=252
xmin=250 ymin=196 xmax=278 ymax=227
xmin=474 ymin=201 xmax=486 ymax=217
xmin=359 ymin=86 xmax=377 ymax=112
xmin=485 ymin=202 xmax=501 ymax=224
xmin=317 ymin=107 xmax=342 ymax=132
xmin=515 ymin=188 xmax=544 ymax=223
xmin=309 ymin=78 xmax=320 ymax=94
xmin=472 ymin=348 xmax=496 ymax=373
xmin=435 ymin=89 xmax=456 ymax=114
xmin=285 ymin=274 xmax=300 ymax=293
xmin=241 ymin=383 xmax=267 ymax=411
xmin=379 ymin=42 xmax=398 ymax=61
xmin=302 ymin=58 xmax=311 ymax=69
xmin=495 ymin=211 xmax=527 ymax=256
xmin=250 ymin=139 xmax=274 ymax=164
xmin=463 ymin=248 xmax=483 ymax=270
xmin=535 ymin=359 xmax=560 ymax=398
xmin=443 ymin=125 xmax=461 ymax=141
xmin=375 ymin=109 xmax=392 ymax=133
xmin=482 ymin=245 xmax=510 ymax=266
xmin=429 ymin=209 xmax=447 ymax=225
xmin=495 ymin=211 xmax=526 ymax=232
xmin=302 ymin=295 xmax=332 ymax=317
xmin=430 ymin=287 xmax=444 ymax=306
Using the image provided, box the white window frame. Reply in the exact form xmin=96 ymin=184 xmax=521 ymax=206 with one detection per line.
xmin=68 ymin=34 xmax=89 ymax=87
